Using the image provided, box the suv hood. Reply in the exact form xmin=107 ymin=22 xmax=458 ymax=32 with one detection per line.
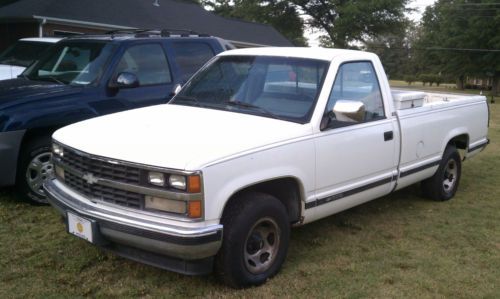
xmin=53 ymin=104 xmax=312 ymax=170
xmin=0 ymin=64 xmax=25 ymax=81
xmin=0 ymin=78 xmax=79 ymax=110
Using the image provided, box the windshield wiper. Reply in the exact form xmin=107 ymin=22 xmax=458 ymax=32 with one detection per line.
xmin=224 ymin=100 xmax=284 ymax=121
xmin=172 ymin=95 xmax=203 ymax=107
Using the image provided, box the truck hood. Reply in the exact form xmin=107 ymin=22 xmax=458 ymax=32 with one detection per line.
xmin=0 ymin=78 xmax=80 ymax=110
xmin=0 ymin=64 xmax=25 ymax=81
xmin=53 ymin=104 xmax=312 ymax=170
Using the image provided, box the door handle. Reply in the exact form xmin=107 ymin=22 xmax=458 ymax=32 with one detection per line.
xmin=384 ymin=131 xmax=393 ymax=141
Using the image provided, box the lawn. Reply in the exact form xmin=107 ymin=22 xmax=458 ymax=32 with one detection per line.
xmin=1 ymin=87 xmax=499 ymax=298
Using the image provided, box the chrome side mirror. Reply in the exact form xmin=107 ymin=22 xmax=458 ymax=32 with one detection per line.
xmin=173 ymin=84 xmax=182 ymax=95
xmin=333 ymin=100 xmax=365 ymax=123
xmin=110 ymin=72 xmax=139 ymax=88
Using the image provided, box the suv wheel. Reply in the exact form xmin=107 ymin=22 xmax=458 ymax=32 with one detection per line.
xmin=17 ymin=137 xmax=52 ymax=204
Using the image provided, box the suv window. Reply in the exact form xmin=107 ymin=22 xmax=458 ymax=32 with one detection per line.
xmin=324 ymin=61 xmax=385 ymax=127
xmin=23 ymin=41 xmax=115 ymax=86
xmin=171 ymin=42 xmax=214 ymax=82
xmin=114 ymin=43 xmax=172 ymax=86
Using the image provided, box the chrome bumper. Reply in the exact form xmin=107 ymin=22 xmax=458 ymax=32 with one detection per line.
xmin=44 ymin=178 xmax=223 ymax=275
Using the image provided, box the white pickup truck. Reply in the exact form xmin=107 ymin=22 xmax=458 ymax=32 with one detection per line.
xmin=44 ymin=47 xmax=489 ymax=287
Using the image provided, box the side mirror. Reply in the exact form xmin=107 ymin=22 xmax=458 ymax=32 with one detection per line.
xmin=332 ymin=100 xmax=365 ymax=123
xmin=110 ymin=72 xmax=139 ymax=89
xmin=173 ymin=84 xmax=182 ymax=95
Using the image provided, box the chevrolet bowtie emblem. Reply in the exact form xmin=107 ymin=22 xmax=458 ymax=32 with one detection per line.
xmin=82 ymin=173 xmax=98 ymax=185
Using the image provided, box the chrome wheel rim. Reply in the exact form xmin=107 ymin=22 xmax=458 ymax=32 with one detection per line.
xmin=244 ymin=217 xmax=281 ymax=274
xmin=443 ymin=159 xmax=458 ymax=192
xmin=26 ymin=152 xmax=53 ymax=197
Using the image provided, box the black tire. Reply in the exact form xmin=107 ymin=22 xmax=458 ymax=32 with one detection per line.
xmin=16 ymin=137 xmax=53 ymax=204
xmin=421 ymin=145 xmax=461 ymax=201
xmin=215 ymin=192 xmax=290 ymax=288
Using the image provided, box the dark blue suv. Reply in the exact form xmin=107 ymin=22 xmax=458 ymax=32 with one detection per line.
xmin=0 ymin=31 xmax=231 ymax=203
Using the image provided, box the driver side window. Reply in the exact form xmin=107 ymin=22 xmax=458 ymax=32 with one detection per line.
xmin=324 ymin=61 xmax=385 ymax=128
xmin=113 ymin=44 xmax=172 ymax=86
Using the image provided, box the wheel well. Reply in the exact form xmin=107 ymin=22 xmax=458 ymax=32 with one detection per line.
xmin=223 ymin=178 xmax=303 ymax=224
xmin=18 ymin=127 xmax=56 ymax=166
xmin=447 ymin=134 xmax=469 ymax=151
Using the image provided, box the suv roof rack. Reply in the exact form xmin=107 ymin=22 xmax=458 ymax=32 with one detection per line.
xmin=103 ymin=28 xmax=209 ymax=38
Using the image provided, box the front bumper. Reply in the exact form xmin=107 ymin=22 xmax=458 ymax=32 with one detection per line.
xmin=0 ymin=130 xmax=25 ymax=187
xmin=44 ymin=178 xmax=223 ymax=275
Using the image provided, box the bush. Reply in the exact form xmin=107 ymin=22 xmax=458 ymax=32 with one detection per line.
xmin=404 ymin=75 xmax=417 ymax=85
xmin=419 ymin=74 xmax=443 ymax=87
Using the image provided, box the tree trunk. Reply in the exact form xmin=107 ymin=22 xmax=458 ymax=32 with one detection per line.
xmin=492 ymin=75 xmax=500 ymax=97
xmin=456 ymin=75 xmax=465 ymax=90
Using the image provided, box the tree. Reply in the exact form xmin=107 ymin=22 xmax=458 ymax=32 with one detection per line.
xmin=416 ymin=0 xmax=500 ymax=94
xmin=201 ymin=0 xmax=307 ymax=46
xmin=291 ymin=0 xmax=411 ymax=48
xmin=364 ymin=21 xmax=417 ymax=79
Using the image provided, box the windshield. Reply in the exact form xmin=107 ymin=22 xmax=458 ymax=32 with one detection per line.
xmin=171 ymin=55 xmax=329 ymax=123
xmin=22 ymin=41 xmax=115 ymax=86
xmin=0 ymin=41 xmax=55 ymax=67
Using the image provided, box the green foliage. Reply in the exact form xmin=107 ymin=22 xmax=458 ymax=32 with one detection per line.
xmin=201 ymin=0 xmax=307 ymax=46
xmin=418 ymin=74 xmax=444 ymax=87
xmin=202 ymin=0 xmax=410 ymax=48
xmin=415 ymin=0 xmax=500 ymax=93
xmin=403 ymin=74 xmax=417 ymax=85
xmin=292 ymin=0 xmax=411 ymax=48
xmin=364 ymin=21 xmax=418 ymax=79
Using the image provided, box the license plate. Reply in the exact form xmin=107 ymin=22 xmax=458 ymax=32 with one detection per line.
xmin=67 ymin=212 xmax=93 ymax=243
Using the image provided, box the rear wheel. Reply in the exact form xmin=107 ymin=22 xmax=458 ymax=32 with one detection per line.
xmin=16 ymin=137 xmax=52 ymax=204
xmin=215 ymin=192 xmax=290 ymax=288
xmin=421 ymin=145 xmax=461 ymax=201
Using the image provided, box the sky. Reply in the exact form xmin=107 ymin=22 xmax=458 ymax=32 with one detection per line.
xmin=306 ymin=0 xmax=437 ymax=47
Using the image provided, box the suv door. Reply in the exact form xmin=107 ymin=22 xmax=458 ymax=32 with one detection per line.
xmin=312 ymin=61 xmax=398 ymax=213
xmin=108 ymin=42 xmax=174 ymax=108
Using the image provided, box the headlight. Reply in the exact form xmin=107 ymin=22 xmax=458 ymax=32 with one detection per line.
xmin=169 ymin=174 xmax=186 ymax=190
xmin=52 ymin=143 xmax=64 ymax=157
xmin=148 ymin=172 xmax=165 ymax=187
xmin=146 ymin=172 xmax=201 ymax=194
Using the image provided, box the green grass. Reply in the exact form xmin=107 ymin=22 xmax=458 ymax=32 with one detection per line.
xmin=1 ymin=88 xmax=499 ymax=298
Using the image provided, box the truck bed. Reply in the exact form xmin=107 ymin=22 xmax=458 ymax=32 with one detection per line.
xmin=392 ymin=89 xmax=486 ymax=111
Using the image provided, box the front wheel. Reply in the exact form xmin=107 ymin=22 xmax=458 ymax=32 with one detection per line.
xmin=421 ymin=145 xmax=462 ymax=201
xmin=215 ymin=192 xmax=290 ymax=288
xmin=16 ymin=137 xmax=53 ymax=204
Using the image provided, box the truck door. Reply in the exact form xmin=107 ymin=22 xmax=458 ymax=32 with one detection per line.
xmin=312 ymin=61 xmax=398 ymax=215
xmin=107 ymin=42 xmax=174 ymax=109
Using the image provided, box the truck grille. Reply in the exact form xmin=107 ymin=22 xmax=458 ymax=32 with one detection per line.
xmin=57 ymin=146 xmax=144 ymax=209
xmin=60 ymin=147 xmax=141 ymax=184
xmin=64 ymin=172 xmax=143 ymax=208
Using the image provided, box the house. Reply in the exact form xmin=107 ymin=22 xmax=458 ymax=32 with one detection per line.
xmin=0 ymin=0 xmax=293 ymax=51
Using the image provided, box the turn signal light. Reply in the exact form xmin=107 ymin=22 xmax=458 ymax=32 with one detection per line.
xmin=188 ymin=200 xmax=202 ymax=218
xmin=187 ymin=175 xmax=201 ymax=193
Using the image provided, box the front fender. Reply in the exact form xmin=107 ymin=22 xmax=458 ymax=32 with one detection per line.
xmin=201 ymin=139 xmax=316 ymax=221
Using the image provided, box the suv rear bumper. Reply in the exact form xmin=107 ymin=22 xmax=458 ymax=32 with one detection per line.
xmin=44 ymin=178 xmax=222 ymax=275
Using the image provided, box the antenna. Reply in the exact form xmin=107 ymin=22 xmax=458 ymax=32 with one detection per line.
xmin=153 ymin=0 xmax=160 ymax=7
